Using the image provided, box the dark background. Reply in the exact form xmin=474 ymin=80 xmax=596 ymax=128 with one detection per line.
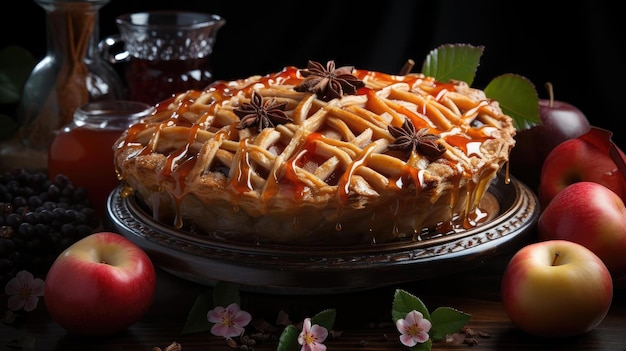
xmin=2 ymin=0 xmax=625 ymax=148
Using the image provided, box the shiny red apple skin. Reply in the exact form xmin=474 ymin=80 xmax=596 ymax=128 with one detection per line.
xmin=501 ymin=240 xmax=613 ymax=338
xmin=44 ymin=232 xmax=157 ymax=336
xmin=538 ymin=137 xmax=626 ymax=209
xmin=538 ymin=181 xmax=626 ymax=278
xmin=509 ymin=98 xmax=590 ymax=191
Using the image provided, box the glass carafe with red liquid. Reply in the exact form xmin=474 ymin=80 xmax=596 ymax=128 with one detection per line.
xmin=100 ymin=11 xmax=226 ymax=105
xmin=47 ymin=100 xmax=154 ymax=219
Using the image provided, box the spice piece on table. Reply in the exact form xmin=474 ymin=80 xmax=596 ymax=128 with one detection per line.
xmin=152 ymin=341 xmax=182 ymax=351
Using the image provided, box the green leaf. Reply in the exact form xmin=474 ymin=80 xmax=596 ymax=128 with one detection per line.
xmin=428 ymin=307 xmax=471 ymax=341
xmin=212 ymin=281 xmax=241 ymax=307
xmin=411 ymin=339 xmax=433 ymax=351
xmin=420 ymin=44 xmax=539 ymax=132
xmin=484 ymin=74 xmax=540 ymax=131
xmin=277 ymin=325 xmax=301 ymax=351
xmin=421 ymin=44 xmax=484 ymax=85
xmin=0 ymin=46 xmax=36 ymax=104
xmin=182 ymin=289 xmax=213 ymax=334
xmin=0 ymin=114 xmax=17 ymax=141
xmin=311 ymin=308 xmax=336 ymax=332
xmin=0 ymin=73 xmax=19 ymax=104
xmin=391 ymin=289 xmax=430 ymax=323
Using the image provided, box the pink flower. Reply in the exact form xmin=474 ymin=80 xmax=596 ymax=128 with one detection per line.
xmin=298 ymin=317 xmax=328 ymax=351
xmin=207 ymin=303 xmax=252 ymax=338
xmin=396 ymin=310 xmax=432 ymax=347
xmin=4 ymin=270 xmax=45 ymax=312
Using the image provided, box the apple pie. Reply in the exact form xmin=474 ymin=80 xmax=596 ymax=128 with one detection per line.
xmin=113 ymin=60 xmax=516 ymax=245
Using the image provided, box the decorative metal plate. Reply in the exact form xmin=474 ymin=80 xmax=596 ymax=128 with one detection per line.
xmin=105 ymin=174 xmax=539 ymax=294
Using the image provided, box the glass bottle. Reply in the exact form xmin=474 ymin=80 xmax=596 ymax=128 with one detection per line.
xmin=17 ymin=0 xmax=123 ymax=169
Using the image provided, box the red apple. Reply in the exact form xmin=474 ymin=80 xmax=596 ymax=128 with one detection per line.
xmin=538 ymin=181 xmax=626 ymax=278
xmin=509 ymin=82 xmax=590 ymax=191
xmin=538 ymin=133 xmax=626 ymax=209
xmin=501 ymin=240 xmax=613 ymax=338
xmin=44 ymin=232 xmax=157 ymax=336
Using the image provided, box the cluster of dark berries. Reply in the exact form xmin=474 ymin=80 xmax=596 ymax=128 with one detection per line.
xmin=0 ymin=168 xmax=100 ymax=286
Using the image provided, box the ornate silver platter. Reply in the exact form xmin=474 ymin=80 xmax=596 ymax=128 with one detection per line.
xmin=105 ymin=174 xmax=539 ymax=294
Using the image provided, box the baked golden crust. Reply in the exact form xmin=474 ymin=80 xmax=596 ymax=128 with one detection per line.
xmin=113 ymin=63 xmax=516 ymax=245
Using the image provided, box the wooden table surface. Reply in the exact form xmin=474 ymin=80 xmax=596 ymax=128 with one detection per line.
xmin=2 ymin=245 xmax=626 ymax=351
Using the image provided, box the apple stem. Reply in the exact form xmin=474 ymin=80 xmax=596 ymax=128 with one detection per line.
xmin=545 ymin=82 xmax=554 ymax=108
xmin=552 ymin=251 xmax=561 ymax=266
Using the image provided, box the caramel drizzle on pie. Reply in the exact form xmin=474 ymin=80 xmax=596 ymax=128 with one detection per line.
xmin=113 ymin=64 xmax=515 ymax=243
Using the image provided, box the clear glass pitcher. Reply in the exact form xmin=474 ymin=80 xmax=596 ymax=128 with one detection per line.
xmin=100 ymin=11 xmax=226 ymax=105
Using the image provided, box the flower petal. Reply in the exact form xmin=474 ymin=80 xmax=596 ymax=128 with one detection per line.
xmin=311 ymin=343 xmax=327 ymax=351
xmin=4 ymin=277 xmax=20 ymax=295
xmin=406 ymin=310 xmax=423 ymax=325
xmin=418 ymin=317 xmax=432 ymax=333
xmin=210 ymin=323 xmax=230 ymax=337
xmin=233 ymin=310 xmax=252 ymax=326
xmin=225 ymin=326 xmax=244 ymax=338
xmin=23 ymin=296 xmax=40 ymax=312
xmin=7 ymin=295 xmax=25 ymax=311
xmin=400 ymin=333 xmax=418 ymax=347
xmin=207 ymin=306 xmax=225 ymax=323
xmin=310 ymin=324 xmax=328 ymax=343
xmin=30 ymin=278 xmax=45 ymax=297
xmin=16 ymin=270 xmax=35 ymax=283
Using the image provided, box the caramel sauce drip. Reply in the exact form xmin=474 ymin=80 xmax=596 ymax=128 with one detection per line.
xmin=389 ymin=165 xmax=425 ymax=192
xmin=260 ymin=161 xmax=281 ymax=203
xmin=281 ymin=149 xmax=308 ymax=199
xmin=337 ymin=142 xmax=377 ymax=204
xmin=228 ymin=139 xmax=254 ymax=195
xmin=288 ymin=133 xmax=325 ymax=195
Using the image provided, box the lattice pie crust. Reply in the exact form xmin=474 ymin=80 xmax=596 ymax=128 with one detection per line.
xmin=113 ymin=62 xmax=516 ymax=245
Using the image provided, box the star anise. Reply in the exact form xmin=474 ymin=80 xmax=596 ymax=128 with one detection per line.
xmin=234 ymin=91 xmax=293 ymax=132
xmin=295 ymin=60 xmax=365 ymax=102
xmin=388 ymin=119 xmax=446 ymax=161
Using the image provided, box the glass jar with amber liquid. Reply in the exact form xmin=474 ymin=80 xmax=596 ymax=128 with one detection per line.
xmin=47 ymin=100 xmax=154 ymax=219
